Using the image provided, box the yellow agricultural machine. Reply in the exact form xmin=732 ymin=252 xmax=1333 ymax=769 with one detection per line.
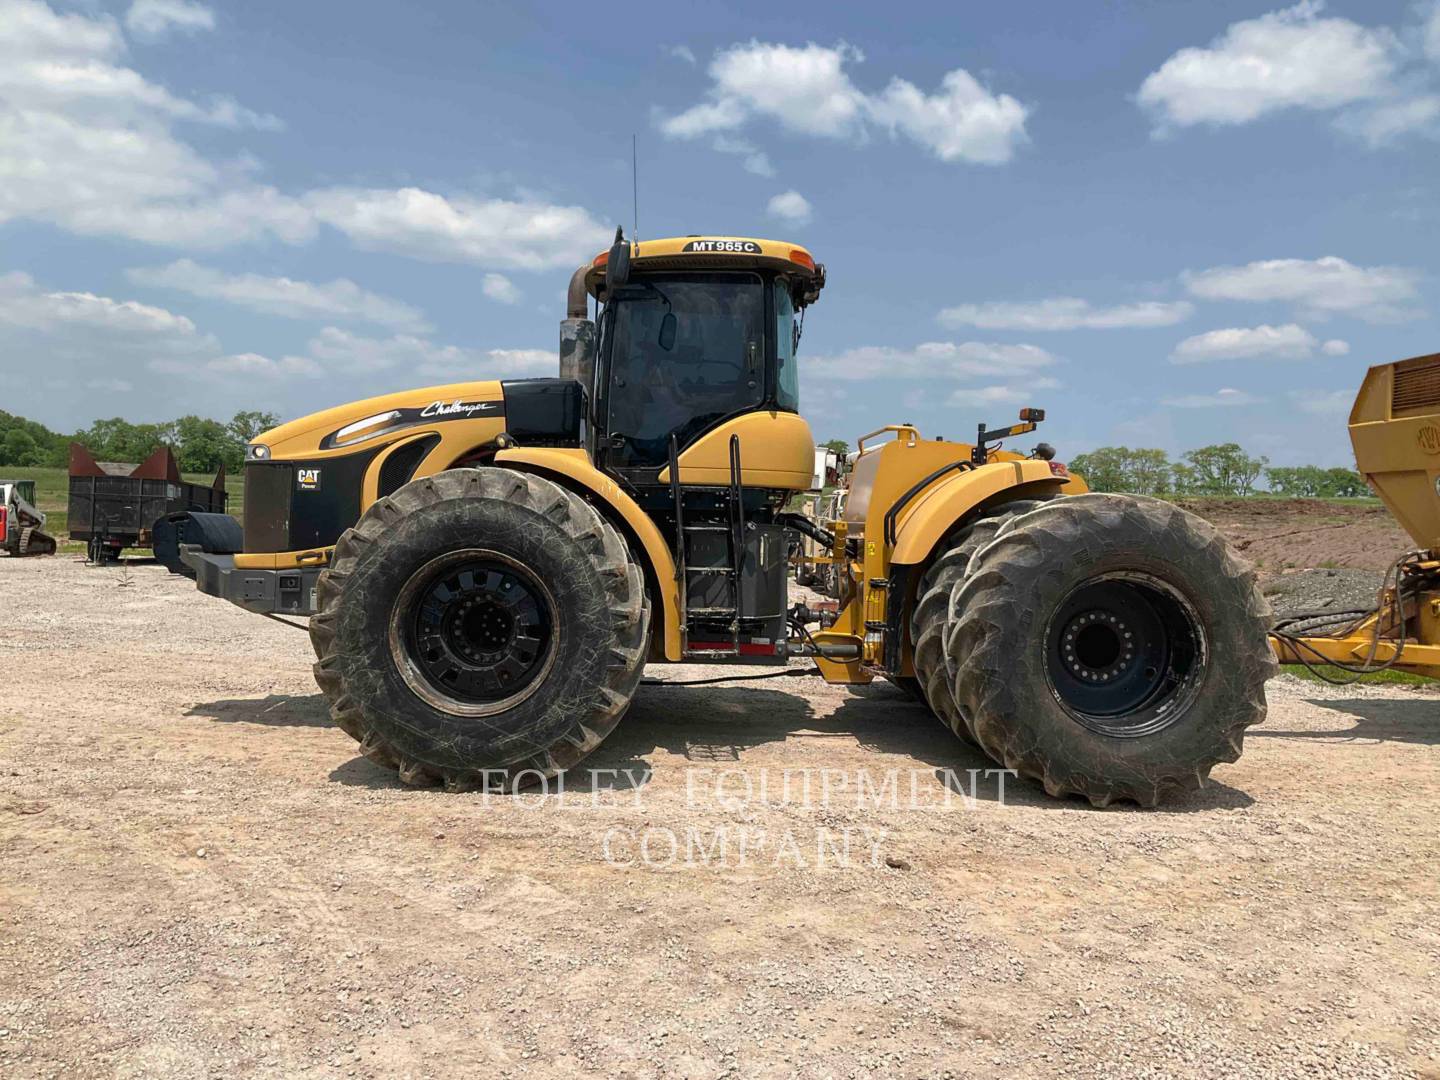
xmin=185 ymin=232 xmax=1275 ymax=805
xmin=1271 ymin=351 xmax=1440 ymax=681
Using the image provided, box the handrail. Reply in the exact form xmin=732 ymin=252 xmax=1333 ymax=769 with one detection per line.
xmin=855 ymin=424 xmax=920 ymax=456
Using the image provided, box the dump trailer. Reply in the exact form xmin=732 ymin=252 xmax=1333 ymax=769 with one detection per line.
xmin=184 ymin=232 xmax=1275 ymax=805
xmin=0 ymin=479 xmax=57 ymax=556
xmin=68 ymin=444 xmax=233 ymax=565
xmin=1271 ymin=351 xmax=1440 ymax=679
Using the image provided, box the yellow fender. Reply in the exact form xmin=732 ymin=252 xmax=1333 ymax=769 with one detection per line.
xmin=657 ymin=411 xmax=815 ymax=489
xmin=889 ymin=460 xmax=1075 ymax=566
xmin=495 ymin=447 xmax=682 ymax=660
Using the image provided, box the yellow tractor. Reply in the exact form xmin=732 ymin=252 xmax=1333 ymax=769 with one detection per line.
xmin=1271 ymin=351 xmax=1440 ymax=680
xmin=185 ymin=232 xmax=1275 ymax=805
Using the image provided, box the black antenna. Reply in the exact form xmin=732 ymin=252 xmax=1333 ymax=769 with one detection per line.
xmin=632 ymin=133 xmax=639 ymax=240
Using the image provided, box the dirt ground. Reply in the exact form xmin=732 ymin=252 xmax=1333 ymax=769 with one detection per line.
xmin=1175 ymin=499 xmax=1414 ymax=575
xmin=2 ymin=554 xmax=1439 ymax=1079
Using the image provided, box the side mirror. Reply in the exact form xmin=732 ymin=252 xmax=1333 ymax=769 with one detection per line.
xmin=658 ymin=312 xmax=677 ymax=351
xmin=606 ymin=228 xmax=631 ymax=290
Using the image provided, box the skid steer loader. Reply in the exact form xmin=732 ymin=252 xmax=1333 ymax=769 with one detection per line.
xmin=1 ymin=479 xmax=58 ymax=556
xmin=184 ymin=232 xmax=1275 ymax=805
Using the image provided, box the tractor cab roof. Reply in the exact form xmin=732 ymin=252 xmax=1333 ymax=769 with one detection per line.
xmin=583 ymin=235 xmax=824 ymax=306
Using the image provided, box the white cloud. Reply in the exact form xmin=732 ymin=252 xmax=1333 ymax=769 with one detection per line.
xmin=203 ymin=352 xmax=322 ymax=379
xmin=767 ymin=189 xmax=812 ymax=224
xmin=0 ymin=1 xmax=612 ymax=269
xmin=0 ymin=270 xmax=210 ymax=344
xmin=712 ymin=134 xmax=774 ymax=176
xmin=1169 ymin=323 xmax=1336 ymax=362
xmin=125 ymin=0 xmax=214 ymax=40
xmin=0 ymin=269 xmax=219 ymax=422
xmin=305 ymin=327 xmax=555 ymax=380
xmin=939 ymin=297 xmax=1194 ymax=331
xmin=0 ymin=2 xmax=263 ymax=128
xmin=1334 ymin=95 xmax=1440 ymax=146
xmin=1288 ymin=388 xmax=1353 ymax=415
xmin=662 ymin=97 xmax=748 ymax=138
xmin=306 ymin=187 xmax=611 ymax=271
xmin=481 ymin=273 xmax=522 ymax=305
xmin=0 ymin=267 xmax=556 ymax=427
xmin=1138 ymin=2 xmax=1397 ymax=127
xmin=867 ymin=68 xmax=1031 ymax=164
xmin=0 ymin=0 xmax=301 ymax=249
xmin=667 ymin=44 xmax=697 ymax=65
xmin=126 ymin=259 xmax=430 ymax=331
xmin=87 ymin=377 xmax=134 ymax=393
xmin=1183 ymin=255 xmax=1421 ymax=321
xmin=666 ymin=42 xmax=864 ymax=138
xmin=0 ymin=271 xmax=327 ymax=392
xmin=1163 ymin=388 xmax=1263 ymax=408
xmin=947 ymin=379 xmax=1061 ymax=407
xmin=1138 ymin=2 xmax=1440 ymax=144
xmin=803 ymin=339 xmax=1060 ymax=415
xmin=659 ymin=41 xmax=1029 ymax=164
xmin=1321 ymin=338 xmax=1350 ymax=356
xmin=803 ymin=340 xmax=1058 ymax=381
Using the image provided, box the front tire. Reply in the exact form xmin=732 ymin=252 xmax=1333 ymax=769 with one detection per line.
xmin=309 ymin=468 xmax=648 ymax=789
xmin=948 ymin=494 xmax=1275 ymax=806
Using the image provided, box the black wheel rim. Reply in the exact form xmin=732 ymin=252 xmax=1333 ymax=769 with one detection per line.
xmin=1045 ymin=572 xmax=1205 ymax=738
xmin=396 ymin=552 xmax=556 ymax=711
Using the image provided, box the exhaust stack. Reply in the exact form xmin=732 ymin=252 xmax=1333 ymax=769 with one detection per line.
xmin=559 ymin=261 xmax=597 ymax=389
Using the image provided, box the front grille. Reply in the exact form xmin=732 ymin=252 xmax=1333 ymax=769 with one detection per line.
xmin=1392 ymin=355 xmax=1440 ymax=416
xmin=243 ymin=463 xmax=293 ymax=553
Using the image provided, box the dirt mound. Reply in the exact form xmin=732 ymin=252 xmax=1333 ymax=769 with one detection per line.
xmin=1176 ymin=498 xmax=1413 ymax=574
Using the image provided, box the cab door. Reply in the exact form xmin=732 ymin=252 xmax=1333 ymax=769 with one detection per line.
xmin=597 ymin=271 xmax=768 ymax=479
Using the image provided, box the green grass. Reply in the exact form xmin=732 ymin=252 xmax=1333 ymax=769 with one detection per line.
xmin=1169 ymin=495 xmax=1382 ymax=506
xmin=1170 ymin=493 xmax=1384 ymax=506
xmin=1281 ymin=663 xmax=1436 ymax=686
xmin=1 ymin=464 xmax=241 ymax=553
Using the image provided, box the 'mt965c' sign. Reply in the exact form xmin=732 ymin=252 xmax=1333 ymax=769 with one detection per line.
xmin=682 ymin=240 xmax=760 ymax=254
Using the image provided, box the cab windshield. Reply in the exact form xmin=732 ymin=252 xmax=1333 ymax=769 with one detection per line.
xmin=603 ymin=272 xmax=765 ymax=468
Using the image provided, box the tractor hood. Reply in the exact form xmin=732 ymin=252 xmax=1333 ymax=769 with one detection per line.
xmin=250 ymin=380 xmax=507 ymax=462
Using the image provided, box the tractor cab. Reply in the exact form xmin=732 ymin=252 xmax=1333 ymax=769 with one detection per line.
xmin=559 ymin=233 xmax=828 ymax=657
xmin=566 ymin=234 xmax=824 ymax=487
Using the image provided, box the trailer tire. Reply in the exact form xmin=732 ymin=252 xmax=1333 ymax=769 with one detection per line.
xmin=947 ymin=494 xmax=1275 ymax=806
xmin=909 ymin=499 xmax=1052 ymax=743
xmin=309 ymin=468 xmax=649 ymax=789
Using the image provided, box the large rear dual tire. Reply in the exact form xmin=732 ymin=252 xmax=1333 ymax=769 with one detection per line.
xmin=310 ymin=468 xmax=648 ymax=789
xmin=910 ymin=494 xmax=1274 ymax=806
xmin=909 ymin=499 xmax=1052 ymax=741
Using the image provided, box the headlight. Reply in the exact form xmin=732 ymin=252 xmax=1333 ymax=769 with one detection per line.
xmin=247 ymin=443 xmax=270 ymax=460
xmin=332 ymin=410 xmax=403 ymax=447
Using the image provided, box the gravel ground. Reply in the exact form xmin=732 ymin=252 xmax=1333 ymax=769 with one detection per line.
xmin=1263 ymin=568 xmax=1387 ymax=622
xmin=2 ymin=556 xmax=1439 ymax=1079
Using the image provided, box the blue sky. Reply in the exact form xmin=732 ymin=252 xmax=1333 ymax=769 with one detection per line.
xmin=2 ymin=0 xmax=1438 ymax=465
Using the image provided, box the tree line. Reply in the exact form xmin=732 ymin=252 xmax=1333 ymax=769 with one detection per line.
xmin=0 ymin=410 xmax=278 ymax=475
xmin=1068 ymin=444 xmax=1369 ymax=498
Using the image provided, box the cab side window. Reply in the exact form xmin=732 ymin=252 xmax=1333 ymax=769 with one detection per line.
xmin=774 ymin=281 xmax=799 ymax=412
